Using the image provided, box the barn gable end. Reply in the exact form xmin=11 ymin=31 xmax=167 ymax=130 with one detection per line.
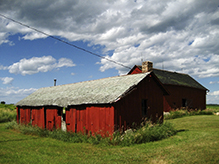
xmin=128 ymin=61 xmax=208 ymax=111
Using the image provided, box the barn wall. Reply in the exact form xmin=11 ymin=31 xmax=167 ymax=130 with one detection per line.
xmin=31 ymin=107 xmax=45 ymax=128
xmin=164 ymin=85 xmax=206 ymax=110
xmin=17 ymin=106 xmax=63 ymax=130
xmin=45 ymin=106 xmax=62 ymax=130
xmin=163 ymin=96 xmax=172 ymax=112
xmin=16 ymin=107 xmax=20 ymax=124
xmin=129 ymin=66 xmax=142 ymax=74
xmin=114 ymin=74 xmax=164 ymax=131
xmin=129 ymin=67 xmax=206 ymax=111
xmin=18 ymin=107 xmax=31 ymax=125
xmin=66 ymin=105 xmax=114 ymax=136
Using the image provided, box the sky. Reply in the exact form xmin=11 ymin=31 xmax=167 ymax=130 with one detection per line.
xmin=0 ymin=0 xmax=219 ymax=104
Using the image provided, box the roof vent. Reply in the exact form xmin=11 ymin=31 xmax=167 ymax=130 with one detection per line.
xmin=54 ymin=79 xmax=57 ymax=86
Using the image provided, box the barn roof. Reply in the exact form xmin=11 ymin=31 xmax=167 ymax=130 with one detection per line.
xmin=16 ymin=72 xmax=152 ymax=107
xmin=130 ymin=65 xmax=207 ymax=90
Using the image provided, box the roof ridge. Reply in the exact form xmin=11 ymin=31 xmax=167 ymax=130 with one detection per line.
xmin=47 ymin=72 xmax=149 ymax=89
xmin=135 ymin=65 xmax=189 ymax=76
xmin=152 ymin=68 xmax=189 ymax=76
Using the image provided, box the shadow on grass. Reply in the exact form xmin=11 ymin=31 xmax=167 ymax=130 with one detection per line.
xmin=0 ymin=137 xmax=39 ymax=143
xmin=176 ymin=129 xmax=187 ymax=133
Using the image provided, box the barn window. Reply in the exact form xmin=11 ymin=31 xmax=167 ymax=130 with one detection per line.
xmin=182 ymin=99 xmax=187 ymax=107
xmin=142 ymin=99 xmax=148 ymax=116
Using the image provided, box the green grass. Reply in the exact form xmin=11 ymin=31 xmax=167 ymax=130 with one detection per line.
xmin=0 ymin=104 xmax=16 ymax=123
xmin=1 ymin=115 xmax=219 ymax=163
xmin=206 ymin=104 xmax=219 ymax=112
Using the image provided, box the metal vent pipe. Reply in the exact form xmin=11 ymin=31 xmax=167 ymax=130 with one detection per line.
xmin=54 ymin=79 xmax=57 ymax=86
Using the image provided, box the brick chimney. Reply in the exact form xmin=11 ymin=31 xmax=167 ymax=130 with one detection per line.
xmin=142 ymin=61 xmax=153 ymax=73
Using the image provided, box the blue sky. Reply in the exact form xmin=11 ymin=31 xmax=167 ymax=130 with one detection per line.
xmin=0 ymin=0 xmax=219 ymax=104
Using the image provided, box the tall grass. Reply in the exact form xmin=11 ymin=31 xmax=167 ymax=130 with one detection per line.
xmin=112 ymin=121 xmax=177 ymax=146
xmin=164 ymin=108 xmax=214 ymax=120
xmin=0 ymin=104 xmax=16 ymax=123
xmin=206 ymin=104 xmax=219 ymax=113
xmin=6 ymin=120 xmax=177 ymax=146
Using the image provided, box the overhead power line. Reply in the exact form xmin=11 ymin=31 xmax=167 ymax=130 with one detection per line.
xmin=0 ymin=13 xmax=132 ymax=70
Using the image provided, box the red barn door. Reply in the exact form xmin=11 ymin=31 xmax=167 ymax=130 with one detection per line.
xmin=46 ymin=107 xmax=62 ymax=130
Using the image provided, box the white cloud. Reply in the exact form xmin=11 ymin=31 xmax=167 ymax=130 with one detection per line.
xmin=0 ymin=87 xmax=37 ymax=104
xmin=57 ymin=58 xmax=75 ymax=68
xmin=207 ymin=94 xmax=219 ymax=105
xmin=7 ymin=56 xmax=75 ymax=75
xmin=0 ymin=77 xmax=14 ymax=84
xmin=0 ymin=0 xmax=219 ymax=77
xmin=209 ymin=81 xmax=219 ymax=84
xmin=207 ymin=90 xmax=219 ymax=104
xmin=208 ymin=90 xmax=219 ymax=96
xmin=0 ymin=65 xmax=8 ymax=70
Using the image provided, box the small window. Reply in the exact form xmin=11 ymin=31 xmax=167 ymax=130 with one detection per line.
xmin=142 ymin=99 xmax=148 ymax=116
xmin=182 ymin=99 xmax=187 ymax=107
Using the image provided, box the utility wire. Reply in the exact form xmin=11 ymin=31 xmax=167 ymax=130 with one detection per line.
xmin=0 ymin=13 xmax=132 ymax=70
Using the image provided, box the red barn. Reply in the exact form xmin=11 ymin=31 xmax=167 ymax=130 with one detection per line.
xmin=16 ymin=72 xmax=168 ymax=135
xmin=128 ymin=61 xmax=208 ymax=111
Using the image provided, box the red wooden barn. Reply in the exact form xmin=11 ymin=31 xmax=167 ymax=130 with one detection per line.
xmin=16 ymin=72 xmax=168 ymax=135
xmin=128 ymin=61 xmax=208 ymax=112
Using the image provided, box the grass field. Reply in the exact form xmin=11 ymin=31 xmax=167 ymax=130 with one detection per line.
xmin=206 ymin=104 xmax=219 ymax=111
xmin=1 ymin=115 xmax=219 ymax=164
xmin=0 ymin=104 xmax=16 ymax=123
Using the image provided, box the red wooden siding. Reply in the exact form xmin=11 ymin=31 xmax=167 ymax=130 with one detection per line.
xmin=19 ymin=107 xmax=31 ymax=125
xmin=17 ymin=106 xmax=62 ymax=130
xmin=164 ymin=85 xmax=206 ymax=110
xmin=66 ymin=105 xmax=114 ymax=136
xmin=66 ymin=108 xmax=76 ymax=132
xmin=32 ymin=107 xmax=45 ymax=128
xmin=130 ymin=66 xmax=142 ymax=74
xmin=163 ymin=96 xmax=172 ymax=112
xmin=114 ymin=74 xmax=164 ymax=131
xmin=16 ymin=107 xmax=19 ymax=124
xmin=46 ymin=107 xmax=62 ymax=130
